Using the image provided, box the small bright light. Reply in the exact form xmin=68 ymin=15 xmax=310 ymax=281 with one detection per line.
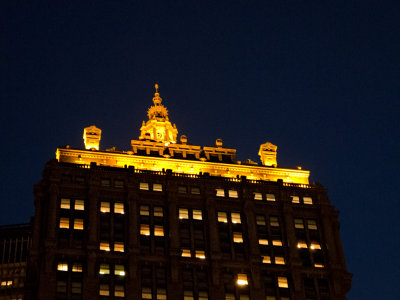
xmin=237 ymin=280 xmax=247 ymax=285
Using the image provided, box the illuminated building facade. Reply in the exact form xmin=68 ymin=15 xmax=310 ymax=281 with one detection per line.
xmin=25 ymin=85 xmax=351 ymax=299
xmin=0 ymin=224 xmax=31 ymax=300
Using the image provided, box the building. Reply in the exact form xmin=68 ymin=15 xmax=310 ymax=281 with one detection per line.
xmin=25 ymin=85 xmax=352 ymax=299
xmin=0 ymin=223 xmax=31 ymax=300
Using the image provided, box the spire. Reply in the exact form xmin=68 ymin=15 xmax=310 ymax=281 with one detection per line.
xmin=152 ymin=83 xmax=162 ymax=106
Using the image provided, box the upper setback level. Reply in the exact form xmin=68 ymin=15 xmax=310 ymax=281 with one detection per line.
xmin=57 ymin=84 xmax=310 ymax=185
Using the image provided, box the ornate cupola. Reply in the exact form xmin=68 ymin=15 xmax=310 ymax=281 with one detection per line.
xmin=139 ymin=84 xmax=178 ymax=143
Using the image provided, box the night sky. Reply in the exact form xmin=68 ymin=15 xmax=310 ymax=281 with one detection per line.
xmin=1 ymin=1 xmax=399 ymax=298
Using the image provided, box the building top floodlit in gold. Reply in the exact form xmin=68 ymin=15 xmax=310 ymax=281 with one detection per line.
xmin=57 ymin=84 xmax=310 ymax=184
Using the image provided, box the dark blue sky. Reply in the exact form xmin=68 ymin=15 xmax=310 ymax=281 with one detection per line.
xmin=1 ymin=1 xmax=399 ymax=298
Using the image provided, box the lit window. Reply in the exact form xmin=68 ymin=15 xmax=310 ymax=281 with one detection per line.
xmin=272 ymin=240 xmax=282 ymax=246
xmin=193 ymin=209 xmax=203 ymax=220
xmin=114 ymin=180 xmax=124 ymax=188
xmin=114 ymin=242 xmax=125 ymax=252
xmin=74 ymin=199 xmax=84 ymax=210
xmin=184 ymin=290 xmax=194 ymax=300
xmin=307 ymin=219 xmax=318 ymax=230
xmin=294 ymin=218 xmax=304 ymax=229
xmin=154 ymin=225 xmax=164 ymax=237
xmin=256 ymin=215 xmax=266 ymax=226
xmin=140 ymin=224 xmax=150 ymax=236
xmin=140 ymin=205 xmax=150 ymax=216
xmin=225 ymin=293 xmax=235 ymax=300
xmin=310 ymin=242 xmax=321 ymax=250
xmin=179 ymin=208 xmax=189 ymax=219
xmin=178 ymin=185 xmax=188 ymax=193
xmin=262 ymin=256 xmax=271 ymax=264
xmin=297 ymin=241 xmax=308 ymax=249
xmin=72 ymin=263 xmax=82 ymax=272
xmin=231 ymin=212 xmax=241 ymax=224
xmin=157 ymin=288 xmax=167 ymax=300
xmin=303 ymin=196 xmax=313 ymax=204
xmin=218 ymin=212 xmax=228 ymax=223
xmin=57 ymin=262 xmax=68 ymax=271
xmin=153 ymin=183 xmax=163 ymax=192
xmin=291 ymin=195 xmax=300 ymax=204
xmin=71 ymin=282 xmax=82 ymax=294
xmin=115 ymin=285 xmax=125 ymax=297
xmin=228 ymin=190 xmax=238 ymax=198
xmin=266 ymin=193 xmax=276 ymax=201
xmin=6 ymin=281 xmax=12 ymax=287
xmin=314 ymin=263 xmax=324 ymax=268
xmin=114 ymin=202 xmax=124 ymax=214
xmin=99 ymin=264 xmax=110 ymax=275
xmin=74 ymin=219 xmax=84 ymax=230
xmin=198 ymin=291 xmax=208 ymax=300
xmin=275 ymin=257 xmax=285 ymax=265
xmin=99 ymin=284 xmax=110 ymax=296
xmin=195 ymin=250 xmax=206 ymax=259
xmin=100 ymin=201 xmax=110 ymax=213
xmin=59 ymin=218 xmax=69 ymax=229
xmin=278 ymin=276 xmax=288 ymax=288
xmin=253 ymin=192 xmax=262 ymax=200
xmin=181 ymin=249 xmax=191 ymax=257
xmin=266 ymin=297 xmax=276 ymax=300
xmin=191 ymin=187 xmax=201 ymax=194
xmin=237 ymin=274 xmax=248 ymax=286
xmin=216 ymin=188 xmax=225 ymax=197
xmin=233 ymin=232 xmax=243 ymax=243
xmin=142 ymin=287 xmax=152 ymax=299
xmin=140 ymin=182 xmax=149 ymax=190
xmin=101 ymin=179 xmax=111 ymax=187
xmin=115 ymin=265 xmax=125 ymax=276
xmin=270 ymin=216 xmax=279 ymax=227
xmin=259 ymin=239 xmax=269 ymax=245
xmin=100 ymin=242 xmax=110 ymax=251
xmin=154 ymin=206 xmax=163 ymax=217
xmin=60 ymin=198 xmax=70 ymax=209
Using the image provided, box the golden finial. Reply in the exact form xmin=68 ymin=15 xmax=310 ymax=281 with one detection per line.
xmin=155 ymin=83 xmax=159 ymax=93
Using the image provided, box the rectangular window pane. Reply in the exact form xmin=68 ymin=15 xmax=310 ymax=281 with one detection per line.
xmin=100 ymin=201 xmax=110 ymax=213
xmin=181 ymin=249 xmax=191 ymax=257
xmin=191 ymin=187 xmax=201 ymax=194
xmin=297 ymin=241 xmax=308 ymax=248
xmin=259 ymin=239 xmax=269 ymax=245
xmin=303 ymin=197 xmax=313 ymax=204
xmin=71 ymin=282 xmax=82 ymax=294
xmin=74 ymin=219 xmax=84 ymax=230
xmin=100 ymin=242 xmax=110 ymax=251
xmin=270 ymin=217 xmax=279 ymax=227
xmin=115 ymin=264 xmax=125 ymax=276
xmin=291 ymin=195 xmax=300 ymax=204
xmin=114 ymin=202 xmax=125 ymax=214
xmin=256 ymin=215 xmax=266 ymax=226
xmin=101 ymin=179 xmax=111 ymax=187
xmin=278 ymin=277 xmax=288 ymax=288
xmin=99 ymin=263 xmax=110 ymax=275
xmin=72 ymin=263 xmax=82 ymax=272
xmin=140 ymin=182 xmax=149 ymax=190
xmin=231 ymin=212 xmax=241 ymax=224
xmin=154 ymin=206 xmax=164 ymax=217
xmin=154 ymin=225 xmax=164 ymax=237
xmin=266 ymin=193 xmax=276 ymax=201
xmin=228 ymin=190 xmax=238 ymax=198
xmin=233 ymin=232 xmax=243 ymax=243
xmin=114 ymin=180 xmax=124 ymax=188
xmin=100 ymin=284 xmax=110 ymax=296
xmin=195 ymin=250 xmax=206 ymax=259
xmin=253 ymin=192 xmax=262 ymax=200
xmin=294 ymin=218 xmax=304 ymax=229
xmin=178 ymin=185 xmax=188 ymax=193
xmin=153 ymin=183 xmax=163 ymax=192
xmin=60 ymin=198 xmax=70 ymax=209
xmin=262 ymin=256 xmax=271 ymax=264
xmin=272 ymin=240 xmax=282 ymax=246
xmin=74 ymin=199 xmax=85 ymax=210
xmin=140 ymin=224 xmax=150 ymax=236
xmin=218 ymin=212 xmax=228 ymax=223
xmin=193 ymin=210 xmax=202 ymax=220
xmin=157 ymin=288 xmax=167 ymax=300
xmin=115 ymin=284 xmax=125 ymax=297
xmin=307 ymin=219 xmax=318 ymax=230
xmin=140 ymin=205 xmax=150 ymax=216
xmin=57 ymin=262 xmax=68 ymax=271
xmin=275 ymin=257 xmax=285 ymax=265
xmin=179 ymin=208 xmax=189 ymax=219
xmin=237 ymin=274 xmax=248 ymax=285
xmin=142 ymin=287 xmax=152 ymax=299
xmin=59 ymin=218 xmax=69 ymax=229
xmin=56 ymin=281 xmax=67 ymax=293
xmin=216 ymin=188 xmax=225 ymax=197
xmin=114 ymin=242 xmax=124 ymax=252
